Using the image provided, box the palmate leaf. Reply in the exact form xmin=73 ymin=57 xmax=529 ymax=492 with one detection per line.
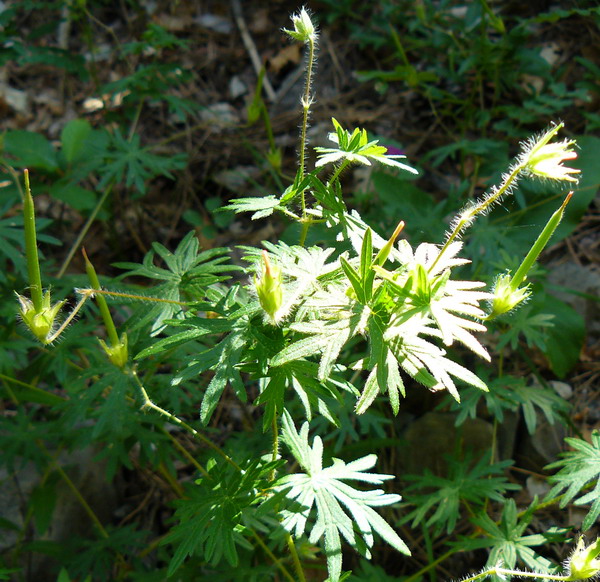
xmin=453 ymin=499 xmax=558 ymax=574
xmin=166 ymin=312 xmax=259 ymax=425
xmin=222 ymin=195 xmax=280 ymax=219
xmin=314 ymin=118 xmax=418 ymax=175
xmin=446 ymin=375 xmax=570 ymax=434
xmin=115 ymin=231 xmax=236 ymax=335
xmin=546 ymin=430 xmax=600 ymax=531
xmin=384 ymin=317 xmax=488 ymax=402
xmin=96 ymin=127 xmax=187 ymax=195
xmin=164 ymin=458 xmax=281 ymax=576
xmin=276 ymin=411 xmax=409 ymax=582
xmin=378 ymin=239 xmax=491 ymax=360
xmin=402 ymin=452 xmax=519 ymax=535
xmin=255 ymin=360 xmax=358 ymax=430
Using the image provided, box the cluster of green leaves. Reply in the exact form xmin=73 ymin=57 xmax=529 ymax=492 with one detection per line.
xmin=322 ymin=1 xmax=599 ymax=133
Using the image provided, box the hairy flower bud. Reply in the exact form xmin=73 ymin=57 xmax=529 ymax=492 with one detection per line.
xmin=567 ymin=538 xmax=600 ymax=580
xmin=521 ymin=122 xmax=580 ymax=183
xmin=284 ymin=7 xmax=317 ymax=44
xmin=16 ymin=290 xmax=65 ymax=344
xmin=99 ymin=333 xmax=128 ymax=369
xmin=487 ymin=273 xmax=530 ymax=319
xmin=255 ymin=251 xmax=283 ymax=322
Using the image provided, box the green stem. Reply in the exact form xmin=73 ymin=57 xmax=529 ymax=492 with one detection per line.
xmin=22 ymin=170 xmax=44 ymax=311
xmin=77 ymin=287 xmax=189 ymax=306
xmin=299 ymin=35 xmax=316 ymax=217
xmin=0 ymin=373 xmax=65 ymax=405
xmin=251 ymin=529 xmax=297 ymax=582
xmin=328 ymin=158 xmax=351 ymax=186
xmin=46 ymin=293 xmax=90 ymax=344
xmin=37 ymin=440 xmax=110 ymax=539
xmin=286 ymin=532 xmax=307 ymax=582
xmin=404 ymin=548 xmax=455 ymax=582
xmin=129 ymin=369 xmax=241 ymax=472
xmin=82 ymin=248 xmax=120 ymax=347
xmin=431 ymin=160 xmax=525 ymax=273
xmin=56 ymin=184 xmax=113 ymax=278
xmin=157 ymin=425 xmax=210 ymax=479
xmin=270 ymin=411 xmax=279 ymax=482
xmin=298 ymin=220 xmax=310 ymax=247
xmin=462 ymin=566 xmax=569 ymax=582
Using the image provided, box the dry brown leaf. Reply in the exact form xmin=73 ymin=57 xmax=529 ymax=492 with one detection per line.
xmin=268 ymin=43 xmax=301 ymax=74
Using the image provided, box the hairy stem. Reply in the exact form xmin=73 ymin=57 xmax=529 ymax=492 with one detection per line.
xmin=45 ymin=294 xmax=90 ymax=344
xmin=286 ymin=532 xmax=307 ymax=582
xmin=299 ymin=35 xmax=316 ymax=218
xmin=431 ymin=160 xmax=526 ymax=273
xmin=130 ymin=369 xmax=241 ymax=472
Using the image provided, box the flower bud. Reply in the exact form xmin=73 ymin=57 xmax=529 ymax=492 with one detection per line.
xmin=521 ymin=123 xmax=580 ymax=183
xmin=16 ymin=290 xmax=65 ymax=344
xmin=374 ymin=221 xmax=405 ymax=266
xmin=567 ymin=538 xmax=600 ymax=580
xmin=487 ymin=273 xmax=530 ymax=319
xmin=255 ymin=251 xmax=283 ymax=322
xmin=283 ymin=7 xmax=317 ymax=44
xmin=99 ymin=333 xmax=128 ymax=369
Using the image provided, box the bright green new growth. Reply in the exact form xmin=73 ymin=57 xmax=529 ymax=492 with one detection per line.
xmin=488 ymin=192 xmax=573 ymax=319
xmin=567 ymin=538 xmax=600 ymax=580
xmin=83 ymin=248 xmax=129 ymax=367
xmin=16 ymin=289 xmax=65 ymax=345
xmin=22 ymin=169 xmax=43 ymax=311
xmin=255 ymin=250 xmax=284 ymax=323
xmin=16 ymin=170 xmax=66 ymax=344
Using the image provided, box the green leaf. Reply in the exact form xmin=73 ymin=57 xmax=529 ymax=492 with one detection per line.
xmin=546 ymin=430 xmax=600 ymax=531
xmin=402 ymin=452 xmax=519 ymax=535
xmin=4 ymin=130 xmax=59 ymax=171
xmin=61 ymin=119 xmax=92 ymax=165
xmin=447 ymin=374 xmax=570 ymax=434
xmin=164 ymin=459 xmax=279 ymax=575
xmin=200 ymin=329 xmax=248 ymax=424
xmin=30 ymin=477 xmax=58 ymax=534
xmin=355 ymin=367 xmax=380 ymax=415
xmin=96 ymin=128 xmax=187 ymax=196
xmin=542 ymin=294 xmax=585 ymax=377
xmin=222 ymin=195 xmax=280 ymax=219
xmin=116 ymin=232 xmax=235 ymax=335
xmin=276 ymin=411 xmax=409 ymax=582
xmin=454 ymin=499 xmax=557 ymax=573
xmin=48 ymin=181 xmax=97 ymax=212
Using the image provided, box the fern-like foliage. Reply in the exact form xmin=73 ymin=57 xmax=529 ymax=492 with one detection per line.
xmin=546 ymin=430 xmax=600 ymax=531
xmin=275 ymin=411 xmax=409 ymax=582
